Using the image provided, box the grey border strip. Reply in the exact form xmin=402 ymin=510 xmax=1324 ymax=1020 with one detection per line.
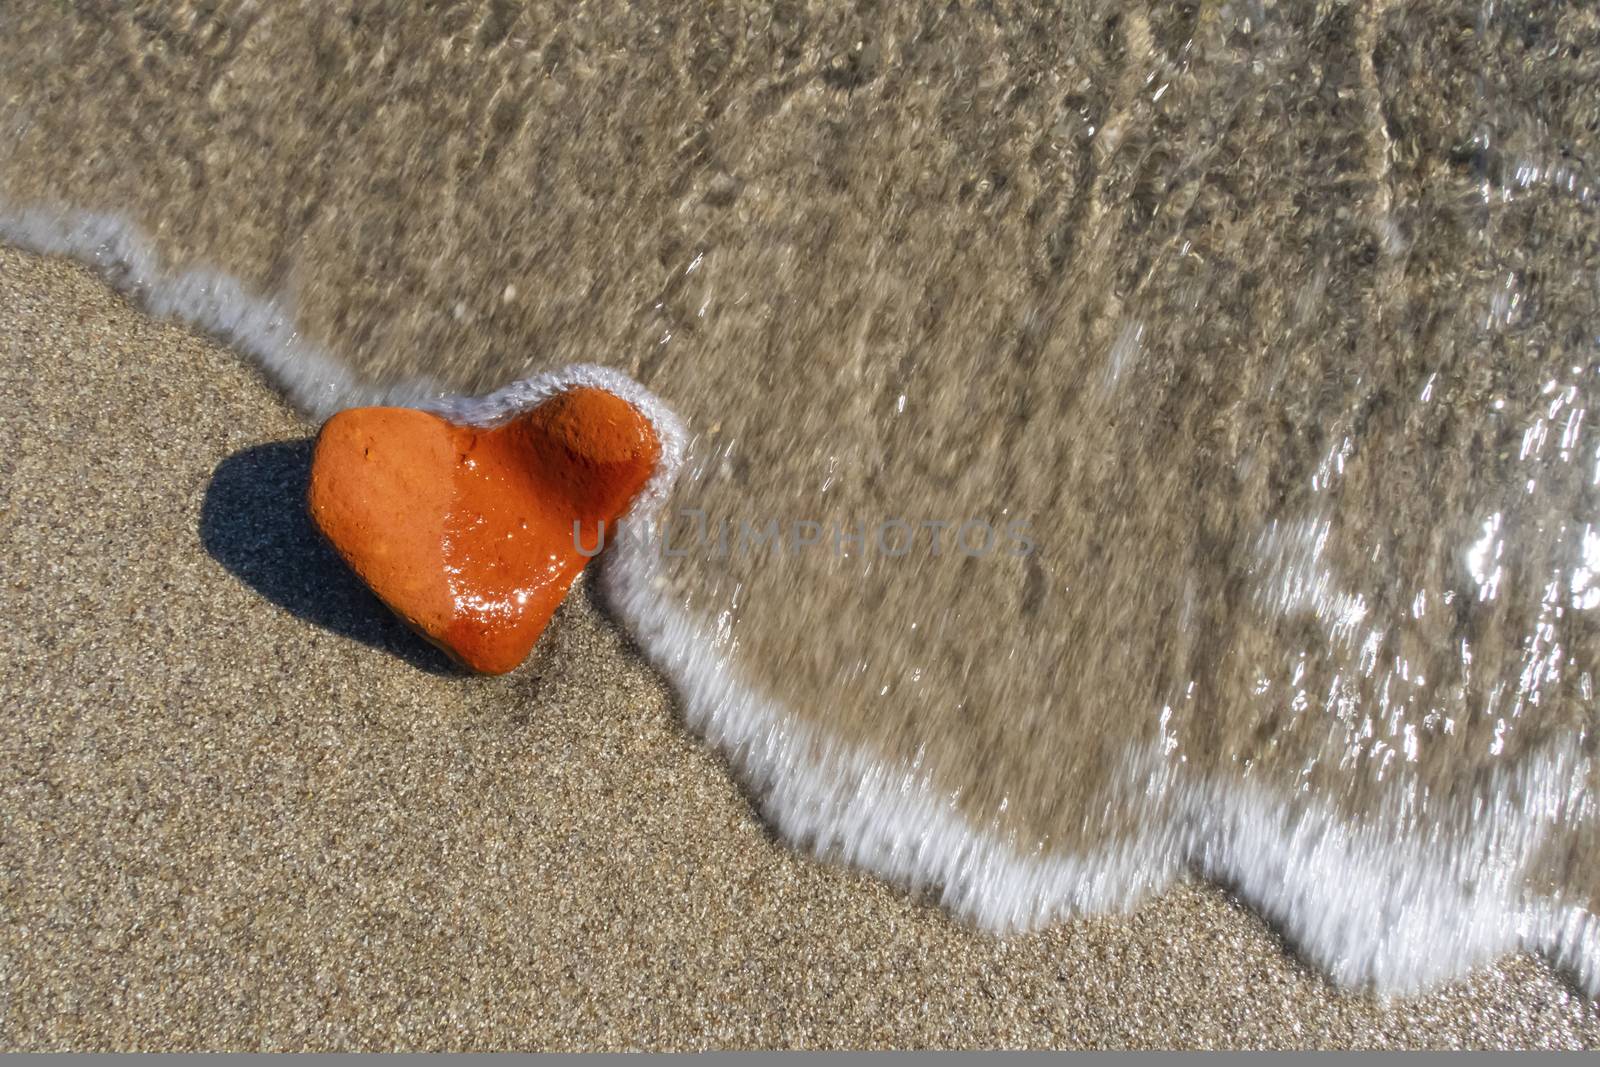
xmin=4 ymin=1054 xmax=1597 ymax=1061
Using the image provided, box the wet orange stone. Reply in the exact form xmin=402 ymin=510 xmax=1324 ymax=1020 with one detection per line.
xmin=307 ymin=387 xmax=661 ymax=674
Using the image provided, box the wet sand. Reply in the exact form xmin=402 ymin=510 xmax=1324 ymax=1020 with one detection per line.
xmin=3 ymin=247 xmax=1598 ymax=1049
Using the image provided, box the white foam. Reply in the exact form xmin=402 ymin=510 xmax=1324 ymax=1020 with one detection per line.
xmin=4 ymin=202 xmax=1596 ymax=996
xmin=0 ymin=205 xmax=438 ymax=419
xmin=604 ymin=534 xmax=1600 ymax=995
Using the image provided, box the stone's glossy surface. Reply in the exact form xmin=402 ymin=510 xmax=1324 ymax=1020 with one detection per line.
xmin=307 ymin=388 xmax=661 ymax=673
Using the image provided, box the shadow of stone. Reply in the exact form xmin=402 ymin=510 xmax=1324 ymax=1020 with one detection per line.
xmin=200 ymin=439 xmax=459 ymax=675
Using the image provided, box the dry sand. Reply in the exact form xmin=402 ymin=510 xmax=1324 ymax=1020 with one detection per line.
xmin=3 ymin=246 xmax=1599 ymax=1049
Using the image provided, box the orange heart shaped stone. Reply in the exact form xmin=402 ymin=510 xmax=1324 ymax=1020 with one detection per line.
xmin=307 ymin=387 xmax=661 ymax=674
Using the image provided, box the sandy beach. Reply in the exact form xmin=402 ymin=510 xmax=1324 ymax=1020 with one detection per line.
xmin=2 ymin=245 xmax=1597 ymax=1048
xmin=4 ymin=0 xmax=1600 ymax=1009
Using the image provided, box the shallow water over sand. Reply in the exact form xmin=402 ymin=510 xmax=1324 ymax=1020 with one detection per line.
xmin=3 ymin=0 xmax=1598 ymax=991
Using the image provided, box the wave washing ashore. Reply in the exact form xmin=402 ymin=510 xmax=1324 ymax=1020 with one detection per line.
xmin=3 ymin=0 xmax=1599 ymax=999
